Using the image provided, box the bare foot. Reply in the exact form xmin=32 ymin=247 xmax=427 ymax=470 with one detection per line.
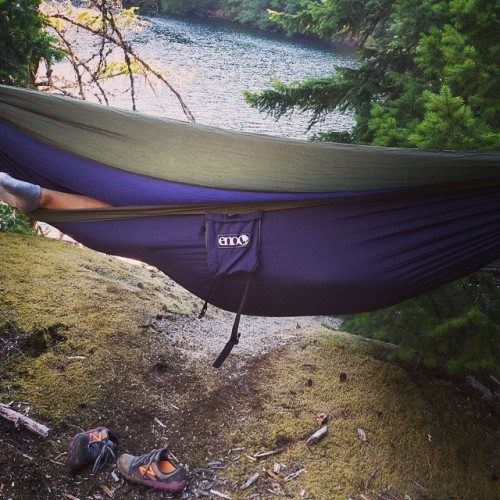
xmin=0 ymin=173 xmax=41 ymax=213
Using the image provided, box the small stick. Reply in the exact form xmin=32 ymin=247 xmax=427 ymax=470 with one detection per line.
xmin=466 ymin=376 xmax=500 ymax=417
xmin=154 ymin=417 xmax=166 ymax=428
xmin=240 ymin=472 xmax=259 ymax=490
xmin=306 ymin=425 xmax=328 ymax=445
xmin=63 ymin=494 xmax=80 ymax=500
xmin=365 ymin=469 xmax=378 ymax=489
xmin=284 ymin=468 xmax=306 ymax=482
xmin=264 ymin=468 xmax=284 ymax=484
xmin=209 ymin=490 xmax=232 ymax=499
xmin=193 ymin=490 xmax=211 ymax=497
xmin=0 ymin=403 xmax=50 ymax=437
xmin=253 ymin=446 xmax=286 ymax=459
xmin=100 ymin=485 xmax=114 ymax=498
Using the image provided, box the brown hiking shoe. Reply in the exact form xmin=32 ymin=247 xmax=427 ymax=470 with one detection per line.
xmin=117 ymin=447 xmax=187 ymax=492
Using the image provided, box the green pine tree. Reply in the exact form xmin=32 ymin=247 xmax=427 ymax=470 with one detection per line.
xmin=245 ymin=0 xmax=500 ymax=150
xmin=0 ymin=0 xmax=62 ymax=87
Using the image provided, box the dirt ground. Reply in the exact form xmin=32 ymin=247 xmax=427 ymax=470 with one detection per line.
xmin=1 ymin=233 xmax=499 ymax=499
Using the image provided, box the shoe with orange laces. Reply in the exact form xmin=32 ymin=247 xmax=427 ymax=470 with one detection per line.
xmin=67 ymin=427 xmax=118 ymax=474
xmin=117 ymin=447 xmax=187 ymax=492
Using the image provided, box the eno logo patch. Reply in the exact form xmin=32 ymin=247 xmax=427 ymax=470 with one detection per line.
xmin=218 ymin=233 xmax=250 ymax=248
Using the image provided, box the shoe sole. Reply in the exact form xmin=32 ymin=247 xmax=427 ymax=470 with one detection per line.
xmin=118 ymin=465 xmax=187 ymax=492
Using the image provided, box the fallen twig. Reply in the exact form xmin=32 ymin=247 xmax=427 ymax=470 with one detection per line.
xmin=209 ymin=489 xmax=232 ymax=499
xmin=306 ymin=425 xmax=328 ymax=445
xmin=365 ymin=469 xmax=378 ymax=489
xmin=100 ymin=485 xmax=114 ymax=498
xmin=265 ymin=468 xmax=284 ymax=484
xmin=49 ymin=459 xmax=66 ymax=465
xmin=0 ymin=403 xmax=50 ymax=437
xmin=284 ymin=468 xmax=306 ymax=482
xmin=193 ymin=489 xmax=211 ymax=497
xmin=208 ymin=461 xmax=226 ymax=469
xmin=410 ymin=478 xmax=428 ymax=492
xmin=253 ymin=446 xmax=286 ymax=459
xmin=466 ymin=376 xmax=500 ymax=417
xmin=154 ymin=417 xmax=166 ymax=428
xmin=240 ymin=472 xmax=259 ymax=490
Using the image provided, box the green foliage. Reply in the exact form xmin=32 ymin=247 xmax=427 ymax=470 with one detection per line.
xmin=0 ymin=204 xmax=35 ymax=235
xmin=224 ymin=0 xmax=301 ymax=30
xmin=368 ymin=103 xmax=414 ymax=147
xmin=246 ymin=0 xmax=500 ymax=148
xmin=155 ymin=0 xmax=302 ymax=30
xmin=244 ymin=71 xmax=363 ymax=129
xmin=0 ymin=0 xmax=62 ymax=86
xmin=341 ymin=273 xmax=500 ymax=377
xmin=408 ymin=85 xmax=499 ymax=150
xmin=225 ymin=0 xmax=273 ymax=30
xmin=310 ymin=130 xmax=352 ymax=143
xmin=159 ymin=0 xmax=218 ymax=16
xmin=269 ymin=0 xmax=392 ymax=42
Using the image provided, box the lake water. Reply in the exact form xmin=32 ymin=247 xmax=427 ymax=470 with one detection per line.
xmin=56 ymin=14 xmax=357 ymax=139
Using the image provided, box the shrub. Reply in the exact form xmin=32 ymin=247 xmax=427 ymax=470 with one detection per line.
xmin=341 ymin=272 xmax=500 ymax=377
xmin=0 ymin=204 xmax=35 ymax=235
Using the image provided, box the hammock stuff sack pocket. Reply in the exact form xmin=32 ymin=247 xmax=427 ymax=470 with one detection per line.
xmin=202 ymin=211 xmax=262 ymax=367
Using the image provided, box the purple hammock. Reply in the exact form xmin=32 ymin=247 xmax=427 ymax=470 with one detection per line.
xmin=1 ymin=85 xmax=499 ymax=364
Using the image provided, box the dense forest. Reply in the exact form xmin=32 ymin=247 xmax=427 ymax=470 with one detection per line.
xmin=125 ymin=0 xmax=303 ymax=31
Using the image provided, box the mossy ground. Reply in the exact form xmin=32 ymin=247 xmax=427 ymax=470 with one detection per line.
xmin=228 ymin=333 xmax=499 ymax=498
xmin=0 ymin=233 xmax=498 ymax=499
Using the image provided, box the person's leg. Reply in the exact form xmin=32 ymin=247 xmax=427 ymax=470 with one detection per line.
xmin=39 ymin=189 xmax=112 ymax=209
xmin=0 ymin=172 xmax=111 ymax=212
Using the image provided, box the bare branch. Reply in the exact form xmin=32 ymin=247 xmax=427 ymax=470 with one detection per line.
xmin=40 ymin=0 xmax=194 ymax=121
xmin=92 ymin=0 xmax=137 ymax=109
xmin=0 ymin=403 xmax=50 ymax=437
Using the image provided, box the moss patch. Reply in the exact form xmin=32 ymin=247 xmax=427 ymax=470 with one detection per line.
xmin=226 ymin=332 xmax=499 ymax=498
xmin=0 ymin=233 xmax=195 ymax=420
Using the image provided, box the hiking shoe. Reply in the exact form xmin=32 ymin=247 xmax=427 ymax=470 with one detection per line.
xmin=67 ymin=426 xmax=118 ymax=474
xmin=117 ymin=447 xmax=187 ymax=492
